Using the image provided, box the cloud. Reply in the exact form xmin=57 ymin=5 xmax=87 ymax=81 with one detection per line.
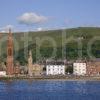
xmin=18 ymin=12 xmax=48 ymax=25
xmin=0 ymin=25 xmax=14 ymax=33
xmin=37 ymin=27 xmax=43 ymax=31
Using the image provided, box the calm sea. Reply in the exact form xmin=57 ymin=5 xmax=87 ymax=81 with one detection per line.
xmin=0 ymin=80 xmax=100 ymax=100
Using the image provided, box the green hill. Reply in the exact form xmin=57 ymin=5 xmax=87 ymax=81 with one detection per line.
xmin=0 ymin=27 xmax=100 ymax=65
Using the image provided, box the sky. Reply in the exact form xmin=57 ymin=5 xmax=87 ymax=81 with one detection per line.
xmin=0 ymin=0 xmax=100 ymax=32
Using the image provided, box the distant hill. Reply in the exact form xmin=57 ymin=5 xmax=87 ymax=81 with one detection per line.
xmin=0 ymin=27 xmax=100 ymax=65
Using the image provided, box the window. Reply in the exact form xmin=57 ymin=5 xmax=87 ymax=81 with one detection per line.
xmin=8 ymin=48 xmax=12 ymax=56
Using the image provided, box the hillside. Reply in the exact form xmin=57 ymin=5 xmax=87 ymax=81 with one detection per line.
xmin=0 ymin=27 xmax=100 ymax=65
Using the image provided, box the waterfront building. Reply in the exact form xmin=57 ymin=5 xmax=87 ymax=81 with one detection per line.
xmin=73 ymin=62 xmax=86 ymax=76
xmin=0 ymin=62 xmax=6 ymax=71
xmin=32 ymin=64 xmax=43 ymax=76
xmin=0 ymin=62 xmax=7 ymax=76
xmin=0 ymin=71 xmax=6 ymax=77
xmin=46 ymin=61 xmax=65 ymax=75
xmin=6 ymin=29 xmax=14 ymax=75
xmin=20 ymin=66 xmax=28 ymax=74
xmin=14 ymin=61 xmax=20 ymax=76
xmin=87 ymin=60 xmax=100 ymax=76
xmin=28 ymin=50 xmax=43 ymax=76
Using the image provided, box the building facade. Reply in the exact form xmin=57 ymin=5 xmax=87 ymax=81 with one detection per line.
xmin=28 ymin=51 xmax=43 ymax=76
xmin=0 ymin=71 xmax=6 ymax=77
xmin=46 ymin=61 xmax=65 ymax=75
xmin=73 ymin=62 xmax=86 ymax=76
xmin=6 ymin=29 xmax=14 ymax=75
xmin=87 ymin=61 xmax=100 ymax=76
xmin=14 ymin=62 xmax=20 ymax=76
xmin=32 ymin=64 xmax=43 ymax=76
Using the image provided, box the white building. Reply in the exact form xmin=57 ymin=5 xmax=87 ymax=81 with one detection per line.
xmin=0 ymin=71 xmax=6 ymax=77
xmin=73 ymin=62 xmax=86 ymax=76
xmin=46 ymin=62 xmax=65 ymax=75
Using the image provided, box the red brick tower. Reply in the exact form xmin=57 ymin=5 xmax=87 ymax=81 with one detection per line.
xmin=6 ymin=29 xmax=14 ymax=75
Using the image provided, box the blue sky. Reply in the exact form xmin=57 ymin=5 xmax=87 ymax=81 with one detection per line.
xmin=0 ymin=0 xmax=100 ymax=31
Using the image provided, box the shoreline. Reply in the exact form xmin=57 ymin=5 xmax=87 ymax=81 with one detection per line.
xmin=1 ymin=76 xmax=100 ymax=81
